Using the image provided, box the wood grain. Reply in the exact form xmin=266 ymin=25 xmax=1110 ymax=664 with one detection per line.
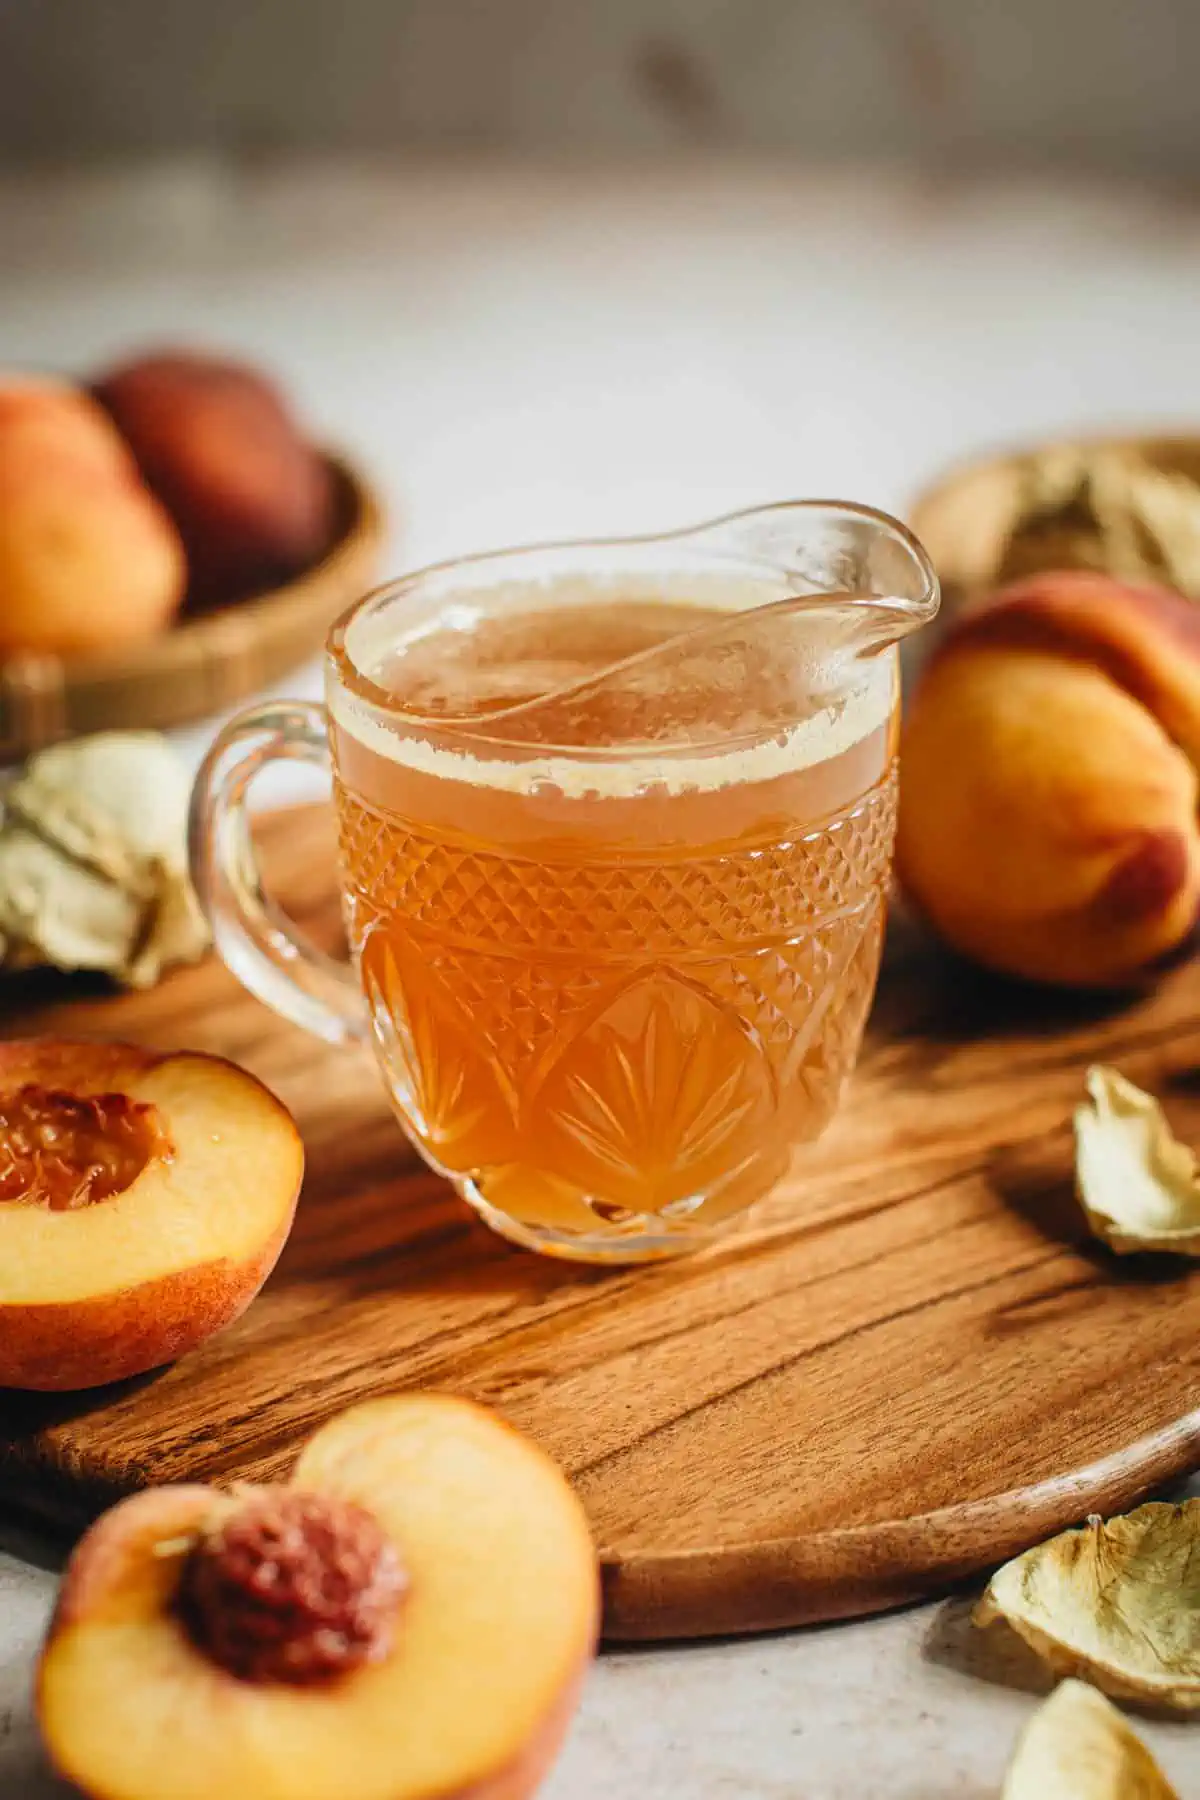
xmin=2 ymin=805 xmax=1199 ymax=1639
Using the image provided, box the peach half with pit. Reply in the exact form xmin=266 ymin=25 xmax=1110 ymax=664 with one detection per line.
xmin=38 ymin=1395 xmax=600 ymax=1800
xmin=0 ymin=1038 xmax=303 ymax=1390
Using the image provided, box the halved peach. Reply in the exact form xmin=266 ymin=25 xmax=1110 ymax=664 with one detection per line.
xmin=38 ymin=1394 xmax=600 ymax=1800
xmin=0 ymin=1038 xmax=302 ymax=1390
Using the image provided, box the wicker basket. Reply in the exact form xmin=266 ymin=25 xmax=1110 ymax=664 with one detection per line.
xmin=0 ymin=452 xmax=387 ymax=758
xmin=908 ymin=431 xmax=1200 ymax=623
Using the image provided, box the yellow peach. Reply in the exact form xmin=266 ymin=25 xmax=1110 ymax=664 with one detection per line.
xmin=0 ymin=376 xmax=185 ymax=655
xmin=898 ymin=573 xmax=1200 ymax=986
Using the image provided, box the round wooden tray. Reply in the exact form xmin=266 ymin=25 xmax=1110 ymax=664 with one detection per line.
xmin=908 ymin=429 xmax=1200 ymax=620
xmin=0 ymin=452 xmax=387 ymax=759
xmin=4 ymin=807 xmax=1200 ymax=1640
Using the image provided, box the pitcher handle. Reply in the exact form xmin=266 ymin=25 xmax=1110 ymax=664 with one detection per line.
xmin=188 ymin=700 xmax=368 ymax=1047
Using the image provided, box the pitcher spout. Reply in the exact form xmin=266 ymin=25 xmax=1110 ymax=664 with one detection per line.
xmin=331 ymin=498 xmax=938 ymax=753
xmin=682 ymin=499 xmax=940 ymax=649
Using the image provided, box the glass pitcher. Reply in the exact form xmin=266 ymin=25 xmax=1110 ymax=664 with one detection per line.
xmin=190 ymin=501 xmax=938 ymax=1263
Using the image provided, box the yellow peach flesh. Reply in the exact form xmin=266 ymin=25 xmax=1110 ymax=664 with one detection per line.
xmin=0 ymin=1054 xmax=302 ymax=1305
xmin=38 ymin=1396 xmax=599 ymax=1800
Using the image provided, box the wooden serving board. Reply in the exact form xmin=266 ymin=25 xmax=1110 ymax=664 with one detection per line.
xmin=2 ymin=805 xmax=1200 ymax=1640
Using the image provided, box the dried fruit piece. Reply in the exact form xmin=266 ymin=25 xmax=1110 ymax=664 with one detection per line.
xmin=1002 ymin=1680 xmax=1179 ymax=1800
xmin=122 ymin=852 xmax=210 ymax=988
xmin=997 ymin=445 xmax=1200 ymax=598
xmin=8 ymin=731 xmax=193 ymax=895
xmin=1074 ymin=1066 xmax=1200 ymax=1255
xmin=0 ymin=731 xmax=208 ymax=988
xmin=976 ymin=1501 xmax=1200 ymax=1712
xmin=0 ymin=826 xmax=146 ymax=976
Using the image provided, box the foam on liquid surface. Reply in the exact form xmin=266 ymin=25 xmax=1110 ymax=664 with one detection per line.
xmin=332 ymin=577 xmax=897 ymax=799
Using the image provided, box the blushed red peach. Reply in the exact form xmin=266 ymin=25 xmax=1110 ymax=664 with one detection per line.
xmin=94 ymin=351 xmax=334 ymax=602
xmin=898 ymin=572 xmax=1200 ymax=986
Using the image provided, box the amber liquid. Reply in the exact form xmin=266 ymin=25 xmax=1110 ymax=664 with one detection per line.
xmin=331 ymin=597 xmax=898 ymax=1258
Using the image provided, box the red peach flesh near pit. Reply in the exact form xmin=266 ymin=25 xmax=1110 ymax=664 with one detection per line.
xmin=0 ymin=1084 xmax=172 ymax=1210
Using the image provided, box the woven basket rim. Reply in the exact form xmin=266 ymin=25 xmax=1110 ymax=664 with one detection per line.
xmin=0 ymin=451 xmax=388 ymax=757
xmin=1 ymin=448 xmax=384 ymax=687
xmin=910 ymin=426 xmax=1200 ymax=524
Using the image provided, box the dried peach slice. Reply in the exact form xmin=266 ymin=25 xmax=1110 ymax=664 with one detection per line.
xmin=0 ymin=1038 xmax=302 ymax=1389
xmin=1074 ymin=1065 xmax=1200 ymax=1255
xmin=1003 ymin=1680 xmax=1179 ymax=1800
xmin=976 ymin=1500 xmax=1200 ymax=1712
xmin=38 ymin=1395 xmax=599 ymax=1800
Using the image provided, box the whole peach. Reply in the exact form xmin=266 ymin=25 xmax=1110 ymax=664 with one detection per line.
xmin=0 ymin=377 xmax=186 ymax=656
xmin=897 ymin=572 xmax=1200 ymax=986
xmin=94 ymin=350 xmax=334 ymax=602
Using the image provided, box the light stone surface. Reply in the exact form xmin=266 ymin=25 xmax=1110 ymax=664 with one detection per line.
xmin=6 ymin=1516 xmax=1200 ymax=1799
xmin=3 ymin=159 xmax=1200 ymax=1796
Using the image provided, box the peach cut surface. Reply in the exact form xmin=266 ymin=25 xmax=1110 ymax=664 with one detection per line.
xmin=38 ymin=1395 xmax=600 ymax=1800
xmin=0 ymin=1038 xmax=303 ymax=1389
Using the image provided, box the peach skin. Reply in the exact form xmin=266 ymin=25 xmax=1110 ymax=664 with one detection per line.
xmin=37 ymin=1395 xmax=600 ymax=1800
xmin=897 ymin=571 xmax=1200 ymax=986
xmin=94 ymin=350 xmax=334 ymax=603
xmin=0 ymin=1038 xmax=302 ymax=1389
xmin=0 ymin=376 xmax=186 ymax=655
